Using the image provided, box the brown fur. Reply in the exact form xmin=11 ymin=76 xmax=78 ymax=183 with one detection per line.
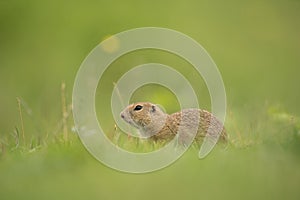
xmin=120 ymin=102 xmax=227 ymax=143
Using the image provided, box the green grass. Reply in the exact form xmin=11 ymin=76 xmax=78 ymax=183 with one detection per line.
xmin=1 ymin=0 xmax=300 ymax=199
xmin=1 ymin=98 xmax=300 ymax=200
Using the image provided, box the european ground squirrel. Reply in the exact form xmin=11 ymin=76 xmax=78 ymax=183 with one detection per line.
xmin=120 ymin=102 xmax=227 ymax=144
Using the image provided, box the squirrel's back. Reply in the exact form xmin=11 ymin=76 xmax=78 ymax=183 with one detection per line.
xmin=152 ymin=109 xmax=227 ymax=142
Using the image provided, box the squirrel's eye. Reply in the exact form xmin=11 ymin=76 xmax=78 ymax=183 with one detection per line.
xmin=134 ymin=105 xmax=143 ymax=111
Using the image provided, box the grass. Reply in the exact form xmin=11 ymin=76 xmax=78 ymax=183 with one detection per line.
xmin=1 ymin=0 xmax=300 ymax=199
xmin=0 ymin=86 xmax=300 ymax=200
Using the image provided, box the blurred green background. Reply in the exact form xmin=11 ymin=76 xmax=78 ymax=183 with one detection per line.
xmin=1 ymin=0 xmax=300 ymax=200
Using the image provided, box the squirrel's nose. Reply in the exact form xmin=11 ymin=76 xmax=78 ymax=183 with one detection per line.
xmin=121 ymin=113 xmax=125 ymax=119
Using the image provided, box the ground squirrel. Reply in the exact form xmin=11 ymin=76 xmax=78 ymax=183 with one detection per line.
xmin=120 ymin=102 xmax=227 ymax=144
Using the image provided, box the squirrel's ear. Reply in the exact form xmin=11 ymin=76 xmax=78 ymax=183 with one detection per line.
xmin=151 ymin=105 xmax=156 ymax=112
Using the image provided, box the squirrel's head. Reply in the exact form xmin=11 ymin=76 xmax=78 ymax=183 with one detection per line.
xmin=120 ymin=102 xmax=167 ymax=137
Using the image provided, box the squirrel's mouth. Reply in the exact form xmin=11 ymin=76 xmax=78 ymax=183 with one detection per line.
xmin=120 ymin=111 xmax=139 ymax=129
